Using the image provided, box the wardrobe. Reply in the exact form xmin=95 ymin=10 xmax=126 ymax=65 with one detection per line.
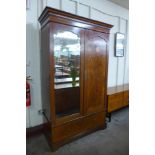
xmin=38 ymin=7 xmax=113 ymax=150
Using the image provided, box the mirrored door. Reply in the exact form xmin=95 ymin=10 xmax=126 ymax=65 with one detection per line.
xmin=52 ymin=23 xmax=84 ymax=119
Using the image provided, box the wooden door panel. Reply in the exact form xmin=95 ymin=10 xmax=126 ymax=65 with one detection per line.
xmin=84 ymin=30 xmax=108 ymax=114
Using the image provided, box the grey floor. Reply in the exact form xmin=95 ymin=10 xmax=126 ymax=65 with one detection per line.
xmin=27 ymin=107 xmax=129 ymax=155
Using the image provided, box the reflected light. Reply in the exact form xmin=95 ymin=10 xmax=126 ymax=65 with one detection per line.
xmin=117 ymin=33 xmax=125 ymax=39
xmin=54 ymin=31 xmax=79 ymax=40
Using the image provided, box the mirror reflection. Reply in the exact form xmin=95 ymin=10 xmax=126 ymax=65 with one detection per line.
xmin=54 ymin=31 xmax=80 ymax=118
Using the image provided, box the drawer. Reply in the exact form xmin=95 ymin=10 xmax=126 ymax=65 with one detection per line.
xmin=123 ymin=91 xmax=129 ymax=106
xmin=52 ymin=112 xmax=105 ymax=143
xmin=108 ymin=92 xmax=123 ymax=112
xmin=124 ymin=91 xmax=129 ymax=98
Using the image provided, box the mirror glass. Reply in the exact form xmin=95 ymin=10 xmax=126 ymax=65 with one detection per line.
xmin=54 ymin=31 xmax=80 ymax=118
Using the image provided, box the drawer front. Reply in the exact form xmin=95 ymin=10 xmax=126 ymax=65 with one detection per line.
xmin=52 ymin=112 xmax=105 ymax=143
xmin=108 ymin=93 xmax=123 ymax=112
xmin=123 ymin=91 xmax=129 ymax=106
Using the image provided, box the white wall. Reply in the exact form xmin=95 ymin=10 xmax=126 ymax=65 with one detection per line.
xmin=26 ymin=0 xmax=129 ymax=127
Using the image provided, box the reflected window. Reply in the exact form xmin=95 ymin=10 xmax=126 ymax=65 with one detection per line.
xmin=54 ymin=31 xmax=80 ymax=88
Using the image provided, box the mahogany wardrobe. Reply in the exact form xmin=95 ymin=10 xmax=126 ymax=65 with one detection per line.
xmin=38 ymin=7 xmax=113 ymax=150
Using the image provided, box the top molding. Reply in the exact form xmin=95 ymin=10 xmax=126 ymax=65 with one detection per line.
xmin=38 ymin=7 xmax=113 ymax=33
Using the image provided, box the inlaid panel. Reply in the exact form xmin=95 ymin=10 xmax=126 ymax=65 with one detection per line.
xmin=84 ymin=30 xmax=108 ymax=114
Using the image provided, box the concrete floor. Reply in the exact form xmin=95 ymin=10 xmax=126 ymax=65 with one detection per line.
xmin=27 ymin=107 xmax=129 ymax=155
